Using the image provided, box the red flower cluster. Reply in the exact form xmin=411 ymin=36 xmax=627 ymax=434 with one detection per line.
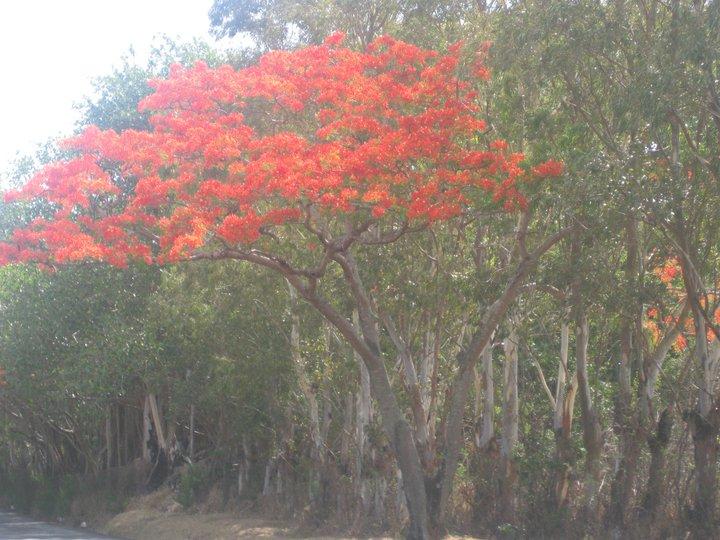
xmin=532 ymin=159 xmax=564 ymax=178
xmin=1 ymin=35 xmax=563 ymax=266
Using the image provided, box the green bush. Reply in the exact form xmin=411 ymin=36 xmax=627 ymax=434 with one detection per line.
xmin=177 ymin=464 xmax=208 ymax=508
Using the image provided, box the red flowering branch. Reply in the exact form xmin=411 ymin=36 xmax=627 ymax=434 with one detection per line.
xmin=1 ymin=33 xmax=562 ymax=268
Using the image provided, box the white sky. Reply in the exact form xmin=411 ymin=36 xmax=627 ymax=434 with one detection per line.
xmin=0 ymin=0 xmax=241 ymax=174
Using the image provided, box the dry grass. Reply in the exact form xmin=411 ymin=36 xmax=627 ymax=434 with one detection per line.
xmin=100 ymin=486 xmax=483 ymax=539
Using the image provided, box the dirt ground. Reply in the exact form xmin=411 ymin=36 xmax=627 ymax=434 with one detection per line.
xmin=100 ymin=488 xmax=480 ymax=540
xmin=104 ymin=508 xmax=313 ymax=539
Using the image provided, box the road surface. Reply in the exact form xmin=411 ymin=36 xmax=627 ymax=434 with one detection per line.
xmin=0 ymin=511 xmax=117 ymax=539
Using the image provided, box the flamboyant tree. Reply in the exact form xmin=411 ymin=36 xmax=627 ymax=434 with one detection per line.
xmin=0 ymin=34 xmax=564 ymax=538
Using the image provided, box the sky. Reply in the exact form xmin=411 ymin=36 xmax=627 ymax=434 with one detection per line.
xmin=0 ymin=0 xmax=241 ymax=175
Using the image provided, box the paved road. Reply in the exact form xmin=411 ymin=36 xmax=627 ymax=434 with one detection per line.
xmin=0 ymin=511 xmax=117 ymax=539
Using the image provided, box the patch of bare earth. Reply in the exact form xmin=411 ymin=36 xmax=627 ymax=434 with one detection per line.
xmin=100 ymin=487 xmax=481 ymax=539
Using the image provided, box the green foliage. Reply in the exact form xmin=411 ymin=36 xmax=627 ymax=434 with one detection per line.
xmin=209 ymin=0 xmax=483 ymax=49
xmin=177 ymin=464 xmax=209 ymax=508
xmin=2 ymin=3 xmax=720 ymax=537
xmin=78 ymin=36 xmax=251 ymax=132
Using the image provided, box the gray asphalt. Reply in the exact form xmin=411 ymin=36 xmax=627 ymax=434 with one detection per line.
xmin=0 ymin=511 xmax=117 ymax=539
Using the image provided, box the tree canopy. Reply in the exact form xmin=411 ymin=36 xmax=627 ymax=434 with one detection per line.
xmin=2 ymin=2 xmax=720 ymax=539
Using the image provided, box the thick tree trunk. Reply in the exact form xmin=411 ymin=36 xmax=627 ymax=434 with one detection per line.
xmin=367 ymin=362 xmax=429 ymax=539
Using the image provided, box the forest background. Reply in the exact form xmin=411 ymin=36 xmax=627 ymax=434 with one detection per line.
xmin=1 ymin=1 xmax=719 ymax=539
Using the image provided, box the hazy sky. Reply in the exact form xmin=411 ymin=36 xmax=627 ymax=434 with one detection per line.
xmin=0 ymin=0 xmax=239 ymax=174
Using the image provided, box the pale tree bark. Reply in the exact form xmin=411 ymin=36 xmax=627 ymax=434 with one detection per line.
xmin=288 ymin=283 xmax=322 ymax=462
xmin=115 ymin=404 xmax=122 ymax=466
xmin=609 ymin=218 xmax=642 ymax=529
xmin=476 ymin=343 xmax=495 ymax=451
xmin=437 ymin=217 xmax=573 ymax=523
xmin=679 ymin=246 xmax=720 ymax=527
xmin=553 ymin=320 xmax=578 ymax=510
xmin=639 ymin=302 xmax=688 ymax=521
xmin=189 ymin=403 xmax=195 ymax=462
xmin=575 ymin=311 xmax=603 ymax=520
xmin=142 ymin=395 xmax=151 ymax=462
xmin=337 ymin=390 xmax=355 ymax=522
xmin=381 ymin=310 xmax=432 ymax=468
xmin=299 ymin=252 xmax=430 ymax=539
xmin=501 ymin=322 xmax=519 ymax=454
xmin=569 ymin=232 xmax=604 ymax=521
xmin=500 ymin=317 xmax=519 ymax=522
xmin=105 ymin=405 xmax=112 ymax=469
xmin=353 ymin=309 xmax=373 ymax=513
xmin=471 ymin=341 xmax=498 ymax=522
xmin=238 ymin=437 xmax=250 ymax=497
xmin=287 ymin=281 xmax=326 ymax=504
xmin=147 ymin=393 xmax=167 ymax=453
xmin=529 ymin=313 xmax=578 ymax=512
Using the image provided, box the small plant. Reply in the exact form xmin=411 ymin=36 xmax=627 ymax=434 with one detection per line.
xmin=177 ymin=464 xmax=207 ymax=508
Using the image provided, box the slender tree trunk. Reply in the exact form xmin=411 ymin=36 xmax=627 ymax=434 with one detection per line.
xmin=189 ymin=403 xmax=195 ymax=462
xmin=115 ymin=404 xmax=122 ymax=467
xmin=638 ymin=303 xmax=687 ymax=521
xmin=680 ymin=252 xmax=720 ymax=528
xmin=294 ymin=259 xmax=431 ymax=539
xmin=477 ymin=343 xmax=495 ymax=450
xmin=437 ymin=220 xmax=572 ymax=524
xmin=689 ymin=408 xmax=719 ymax=526
xmin=570 ymin=232 xmax=604 ymax=524
xmin=238 ymin=437 xmax=249 ymax=497
xmin=147 ymin=393 xmax=166 ymax=452
xmin=263 ymin=459 xmax=274 ymax=496
xmin=553 ymin=320 xmax=577 ymax=511
xmin=142 ymin=395 xmax=151 ymax=462
xmin=355 ymin=314 xmax=372 ymax=516
xmin=576 ymin=312 xmax=603 ymax=520
xmin=288 ymin=285 xmax=322 ymax=455
xmin=640 ymin=406 xmax=673 ymax=521
xmin=105 ymin=405 xmax=112 ymax=469
xmin=472 ymin=343 xmax=498 ymax=523
xmin=608 ymin=218 xmax=642 ymax=529
xmin=500 ymin=319 xmax=519 ymax=523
